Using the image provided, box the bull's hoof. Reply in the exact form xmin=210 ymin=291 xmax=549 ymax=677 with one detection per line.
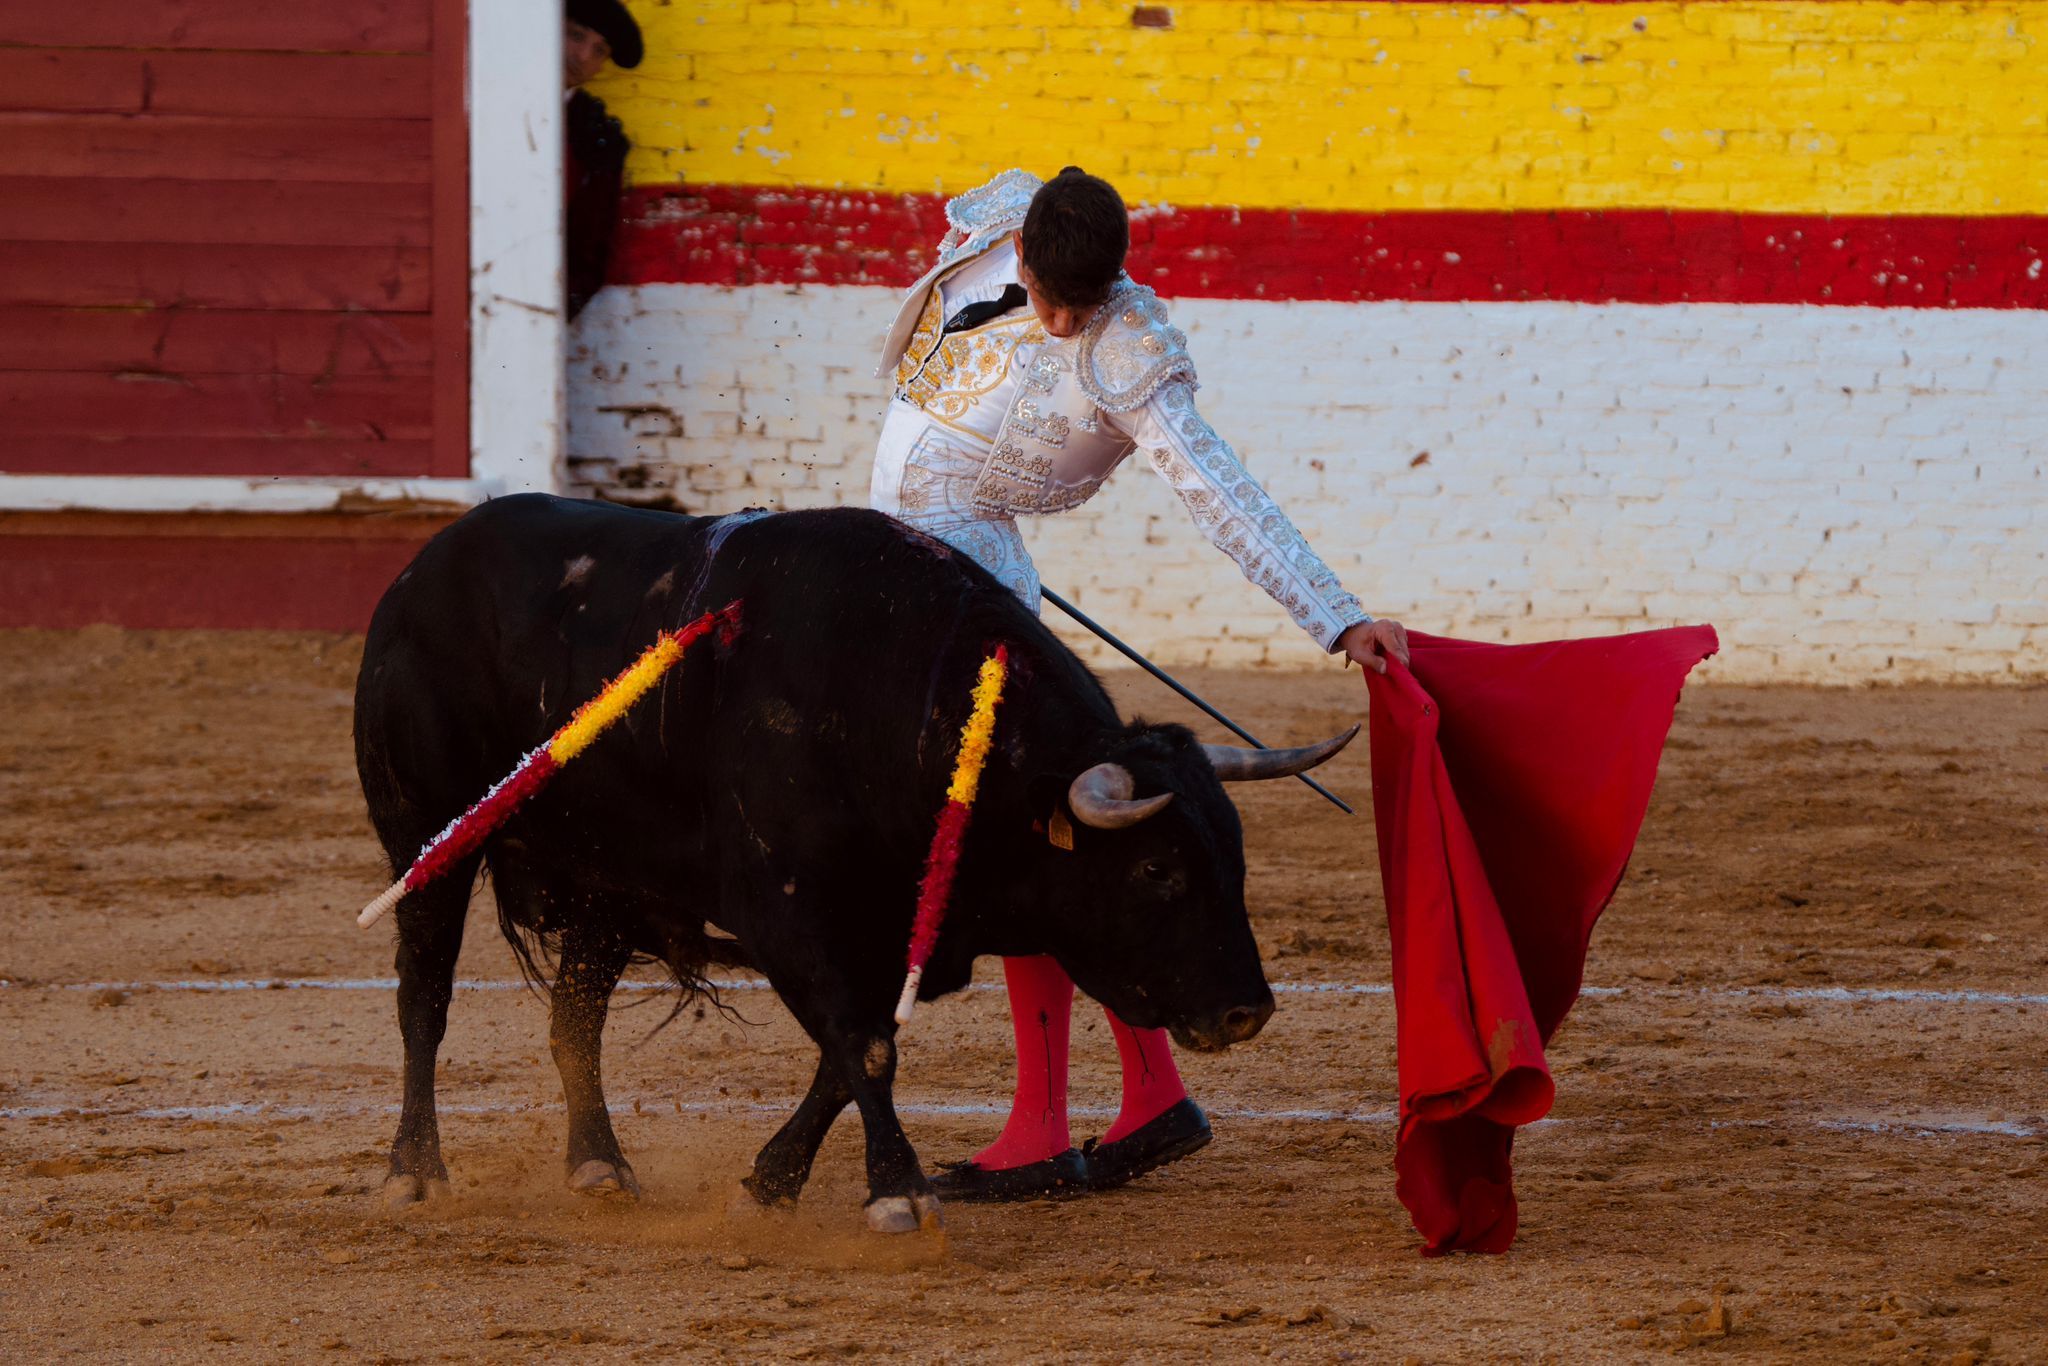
xmin=567 ymin=1159 xmax=641 ymax=1200
xmin=729 ymin=1182 xmax=794 ymax=1222
xmin=864 ymin=1192 xmax=943 ymax=1236
xmin=739 ymin=1172 xmax=799 ymax=1210
xmin=381 ymin=1174 xmax=452 ymax=1211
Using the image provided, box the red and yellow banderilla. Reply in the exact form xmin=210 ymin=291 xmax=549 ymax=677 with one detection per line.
xmin=357 ymin=601 xmax=742 ymax=929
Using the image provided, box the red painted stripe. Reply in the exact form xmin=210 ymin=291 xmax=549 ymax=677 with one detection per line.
xmin=612 ymin=185 xmax=2048 ymax=309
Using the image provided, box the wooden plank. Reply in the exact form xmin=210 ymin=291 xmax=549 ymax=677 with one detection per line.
xmin=0 ymin=49 xmax=432 ymax=118
xmin=428 ymin=0 xmax=469 ymax=478
xmin=0 ymin=113 xmax=430 ymax=184
xmin=4 ymin=436 xmax=436 ymax=479
xmin=0 ymin=510 xmax=453 ymax=541
xmin=0 ymin=178 xmax=431 ymax=247
xmin=0 ymin=309 xmax=434 ymax=377
xmin=3 ymin=436 xmax=436 ymax=478
xmin=0 ymin=2 xmax=431 ymax=53
xmin=0 ymin=243 xmax=430 ymax=310
xmin=0 ymin=526 xmax=444 ymax=631
xmin=0 ymin=371 xmax=433 ymax=440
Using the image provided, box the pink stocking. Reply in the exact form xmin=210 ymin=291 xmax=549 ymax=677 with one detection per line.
xmin=969 ymin=955 xmax=1074 ymax=1170
xmin=1101 ymin=1012 xmax=1187 ymax=1144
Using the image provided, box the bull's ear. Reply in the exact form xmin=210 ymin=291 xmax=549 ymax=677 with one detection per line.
xmin=1023 ymin=772 xmax=1084 ymax=850
xmin=1024 ymin=770 xmax=1074 ymax=826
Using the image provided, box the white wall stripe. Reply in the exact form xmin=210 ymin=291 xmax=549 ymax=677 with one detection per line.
xmin=10 ymin=977 xmax=2043 ymax=1007
xmin=569 ymin=286 xmax=2048 ymax=683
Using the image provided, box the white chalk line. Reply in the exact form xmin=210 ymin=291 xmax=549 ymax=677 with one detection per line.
xmin=7 ymin=977 xmax=2044 ymax=1008
xmin=2 ymin=1095 xmax=2033 ymax=1140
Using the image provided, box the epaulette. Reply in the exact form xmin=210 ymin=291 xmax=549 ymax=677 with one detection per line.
xmin=1075 ymin=281 xmax=1196 ymax=413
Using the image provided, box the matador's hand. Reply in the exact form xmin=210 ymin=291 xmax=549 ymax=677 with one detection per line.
xmin=1338 ymin=619 xmax=1410 ymax=674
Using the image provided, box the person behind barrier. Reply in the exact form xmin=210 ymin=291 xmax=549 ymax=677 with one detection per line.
xmin=562 ymin=0 xmax=641 ymax=320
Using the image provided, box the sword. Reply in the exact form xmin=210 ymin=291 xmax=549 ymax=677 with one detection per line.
xmin=1040 ymin=587 xmax=1355 ymax=815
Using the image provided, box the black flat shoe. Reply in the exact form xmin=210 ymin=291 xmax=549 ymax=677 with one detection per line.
xmin=928 ymin=1147 xmax=1091 ymax=1203
xmin=1083 ymin=1098 xmax=1212 ymax=1192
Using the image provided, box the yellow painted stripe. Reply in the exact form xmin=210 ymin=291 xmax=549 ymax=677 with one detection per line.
xmin=593 ymin=0 xmax=2044 ymax=215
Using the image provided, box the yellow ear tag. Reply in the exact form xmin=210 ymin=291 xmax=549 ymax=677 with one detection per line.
xmin=1048 ymin=808 xmax=1075 ymax=852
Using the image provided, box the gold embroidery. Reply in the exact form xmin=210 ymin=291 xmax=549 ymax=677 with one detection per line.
xmin=894 ymin=290 xmax=947 ymax=398
xmin=900 ymin=314 xmax=1035 ymax=424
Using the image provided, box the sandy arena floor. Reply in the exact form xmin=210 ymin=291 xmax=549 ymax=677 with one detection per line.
xmin=1 ymin=628 xmax=2043 ymax=1361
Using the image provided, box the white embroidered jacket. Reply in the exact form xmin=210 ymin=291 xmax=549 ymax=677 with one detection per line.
xmin=874 ymin=170 xmax=1371 ymax=651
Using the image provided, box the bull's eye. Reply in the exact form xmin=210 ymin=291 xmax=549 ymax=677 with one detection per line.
xmin=1138 ymin=859 xmax=1177 ymax=886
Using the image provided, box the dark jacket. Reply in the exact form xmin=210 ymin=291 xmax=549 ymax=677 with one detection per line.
xmin=565 ymin=89 xmax=629 ymax=320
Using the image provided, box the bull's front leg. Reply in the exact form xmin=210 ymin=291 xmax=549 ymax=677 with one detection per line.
xmin=824 ymin=1029 xmax=941 ymax=1235
xmin=743 ymin=1053 xmax=850 ymax=1207
xmin=549 ymin=927 xmax=637 ymax=1198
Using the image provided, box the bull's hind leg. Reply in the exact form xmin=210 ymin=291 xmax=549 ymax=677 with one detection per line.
xmin=385 ymin=864 xmax=477 ymax=1210
xmin=742 ymin=1053 xmax=851 ymax=1207
xmin=549 ymin=926 xmax=637 ymax=1198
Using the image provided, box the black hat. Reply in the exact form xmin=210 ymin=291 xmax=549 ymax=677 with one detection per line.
xmin=567 ymin=0 xmax=643 ymax=69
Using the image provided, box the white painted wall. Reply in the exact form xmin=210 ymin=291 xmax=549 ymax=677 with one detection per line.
xmin=467 ymin=0 xmax=564 ymax=496
xmin=567 ymin=286 xmax=2048 ymax=683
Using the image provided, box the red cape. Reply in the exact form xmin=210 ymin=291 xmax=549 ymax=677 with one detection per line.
xmin=1363 ymin=625 xmax=1718 ymax=1255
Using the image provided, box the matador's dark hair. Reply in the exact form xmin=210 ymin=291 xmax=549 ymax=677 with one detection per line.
xmin=1020 ymin=166 xmax=1128 ymax=310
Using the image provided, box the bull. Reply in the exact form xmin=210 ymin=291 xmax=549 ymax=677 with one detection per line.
xmin=353 ymin=494 xmax=1354 ymax=1231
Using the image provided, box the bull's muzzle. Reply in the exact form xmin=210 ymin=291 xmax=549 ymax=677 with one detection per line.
xmin=1171 ymin=996 xmax=1276 ymax=1053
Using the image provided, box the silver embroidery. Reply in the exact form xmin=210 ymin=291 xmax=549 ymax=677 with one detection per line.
xmin=945 ymin=169 xmax=1042 ymax=236
xmin=1148 ymin=389 xmax=1370 ymax=640
xmin=1076 ymin=281 xmax=1197 ymax=412
xmin=1024 ymin=352 xmax=1065 ymax=395
xmin=1035 ymin=475 xmax=1105 ymax=513
xmin=989 ymin=437 xmax=1050 ymax=485
xmin=1013 ymin=400 xmax=1070 ymax=448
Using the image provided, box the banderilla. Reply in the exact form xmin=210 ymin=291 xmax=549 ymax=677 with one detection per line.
xmin=1040 ymin=587 xmax=1354 ymax=816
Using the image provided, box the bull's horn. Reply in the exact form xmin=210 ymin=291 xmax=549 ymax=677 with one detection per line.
xmin=1202 ymin=723 xmax=1361 ymax=782
xmin=1067 ymin=763 xmax=1174 ymax=830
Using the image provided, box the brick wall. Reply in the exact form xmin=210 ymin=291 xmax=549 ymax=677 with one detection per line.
xmin=565 ymin=0 xmax=2046 ymax=682
xmin=570 ymin=290 xmax=2046 ymax=681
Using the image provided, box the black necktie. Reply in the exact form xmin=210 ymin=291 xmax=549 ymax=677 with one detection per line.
xmin=942 ymin=284 xmax=1028 ymax=336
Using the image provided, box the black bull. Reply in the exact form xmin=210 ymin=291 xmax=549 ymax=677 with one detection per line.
xmin=354 ymin=494 xmax=1354 ymax=1231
